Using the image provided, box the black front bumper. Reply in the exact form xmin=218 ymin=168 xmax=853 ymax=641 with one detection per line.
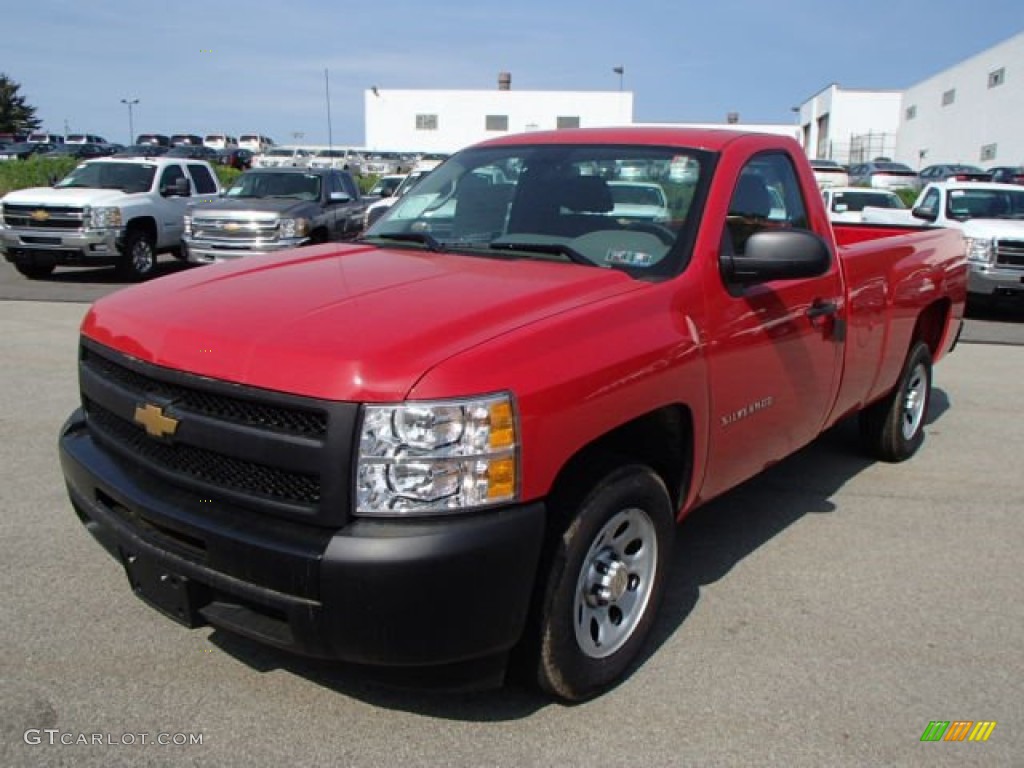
xmin=60 ymin=410 xmax=546 ymax=668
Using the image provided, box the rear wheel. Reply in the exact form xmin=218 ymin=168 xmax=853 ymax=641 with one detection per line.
xmin=14 ymin=263 xmax=55 ymax=279
xmin=535 ymin=464 xmax=673 ymax=701
xmin=118 ymin=229 xmax=157 ymax=280
xmin=860 ymin=341 xmax=932 ymax=462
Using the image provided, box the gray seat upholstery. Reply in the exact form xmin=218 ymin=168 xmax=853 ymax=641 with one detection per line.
xmin=507 ymin=173 xmax=616 ymax=237
xmin=729 ymin=175 xmax=773 ymax=218
xmin=450 ymin=175 xmax=513 ymax=239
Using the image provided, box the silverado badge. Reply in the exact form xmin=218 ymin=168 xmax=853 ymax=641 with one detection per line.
xmin=31 ymin=209 xmax=50 ymax=222
xmin=133 ymin=403 xmax=179 ymax=439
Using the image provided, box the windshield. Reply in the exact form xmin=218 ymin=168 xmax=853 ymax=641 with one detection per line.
xmin=226 ymin=172 xmax=321 ymax=200
xmin=946 ymin=187 xmax=1024 ymax=220
xmin=266 ymin=148 xmax=294 ymax=157
xmin=364 ymin=143 xmax=712 ymax=278
xmin=55 ymin=162 xmax=156 ymax=192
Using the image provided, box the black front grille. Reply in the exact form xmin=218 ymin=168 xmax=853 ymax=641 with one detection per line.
xmin=86 ymin=399 xmax=321 ymax=505
xmin=996 ymin=239 xmax=1024 ymax=269
xmin=82 ymin=346 xmax=327 ymax=438
xmin=78 ymin=339 xmax=359 ymax=525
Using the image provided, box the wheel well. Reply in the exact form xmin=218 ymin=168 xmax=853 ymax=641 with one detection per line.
xmin=912 ymin=299 xmax=951 ymax=357
xmin=124 ymin=216 xmax=157 ymax=244
xmin=546 ymin=405 xmax=693 ymax=523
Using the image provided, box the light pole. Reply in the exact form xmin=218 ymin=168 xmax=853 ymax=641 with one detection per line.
xmin=120 ymin=98 xmax=139 ymax=144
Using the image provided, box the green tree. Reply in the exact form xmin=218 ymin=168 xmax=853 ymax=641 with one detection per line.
xmin=0 ymin=73 xmax=41 ymax=135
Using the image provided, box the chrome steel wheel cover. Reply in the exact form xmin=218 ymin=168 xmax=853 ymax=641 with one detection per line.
xmin=573 ymin=506 xmax=658 ymax=659
xmin=131 ymin=239 xmax=155 ymax=273
xmin=901 ymin=362 xmax=928 ymax=440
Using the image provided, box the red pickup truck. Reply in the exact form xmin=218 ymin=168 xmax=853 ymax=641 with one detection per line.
xmin=59 ymin=128 xmax=966 ymax=701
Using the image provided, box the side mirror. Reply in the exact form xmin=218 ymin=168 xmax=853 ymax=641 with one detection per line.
xmin=721 ymin=229 xmax=832 ymax=285
xmin=911 ymin=206 xmax=937 ymax=222
xmin=329 ymin=192 xmax=351 ymax=203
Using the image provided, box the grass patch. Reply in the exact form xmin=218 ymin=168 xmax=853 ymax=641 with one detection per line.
xmin=0 ymin=157 xmax=81 ymax=196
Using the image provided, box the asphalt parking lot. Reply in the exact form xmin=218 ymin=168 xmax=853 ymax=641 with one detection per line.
xmin=1 ymin=266 xmax=1022 ymax=767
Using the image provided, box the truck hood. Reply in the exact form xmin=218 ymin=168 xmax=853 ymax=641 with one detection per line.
xmin=190 ymin=198 xmax=312 ymax=217
xmin=960 ymin=218 xmax=1024 ymax=238
xmin=82 ymin=243 xmax=644 ymax=402
xmin=1 ymin=186 xmax=140 ymax=207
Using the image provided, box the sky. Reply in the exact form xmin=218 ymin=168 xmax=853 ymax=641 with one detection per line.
xmin=5 ymin=0 xmax=1023 ymax=148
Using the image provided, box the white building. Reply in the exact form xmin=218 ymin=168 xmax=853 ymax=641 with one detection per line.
xmin=364 ymin=75 xmax=634 ymax=154
xmin=795 ymin=85 xmax=903 ymax=164
xmin=896 ymin=30 xmax=1024 ymax=168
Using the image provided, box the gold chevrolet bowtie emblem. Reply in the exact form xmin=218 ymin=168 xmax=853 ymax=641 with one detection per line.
xmin=133 ymin=403 xmax=179 ymax=438
xmin=31 ymin=209 xmax=50 ymax=222
xmin=223 ymin=222 xmax=241 ymax=231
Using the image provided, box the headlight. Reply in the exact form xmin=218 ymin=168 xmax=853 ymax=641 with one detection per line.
xmin=279 ymin=217 xmax=310 ymax=239
xmin=356 ymin=393 xmax=519 ymax=516
xmin=85 ymin=206 xmax=122 ymax=229
xmin=964 ymin=236 xmax=995 ymax=265
xmin=183 ymin=215 xmax=192 ymax=236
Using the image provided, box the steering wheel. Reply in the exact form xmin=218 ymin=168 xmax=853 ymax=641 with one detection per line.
xmin=623 ymin=221 xmax=676 ymax=245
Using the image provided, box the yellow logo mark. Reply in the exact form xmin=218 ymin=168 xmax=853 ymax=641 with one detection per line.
xmin=133 ymin=403 xmax=180 ymax=438
xmin=31 ymin=209 xmax=50 ymax=222
xmin=223 ymin=222 xmax=241 ymax=231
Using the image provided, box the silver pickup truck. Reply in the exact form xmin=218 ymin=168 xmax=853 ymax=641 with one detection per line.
xmin=182 ymin=167 xmax=367 ymax=263
xmin=1 ymin=157 xmax=221 ymax=279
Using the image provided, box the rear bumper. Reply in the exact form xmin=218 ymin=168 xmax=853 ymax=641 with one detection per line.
xmin=1 ymin=227 xmax=123 ymax=266
xmin=59 ymin=409 xmax=546 ymax=668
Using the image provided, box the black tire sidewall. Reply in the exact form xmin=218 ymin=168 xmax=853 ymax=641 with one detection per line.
xmin=537 ymin=465 xmax=673 ymax=701
xmin=863 ymin=341 xmax=932 ymax=462
xmin=120 ymin=230 xmax=156 ymax=279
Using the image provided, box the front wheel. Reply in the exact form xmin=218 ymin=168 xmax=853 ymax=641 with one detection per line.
xmin=118 ymin=229 xmax=157 ymax=280
xmin=860 ymin=341 xmax=932 ymax=462
xmin=535 ymin=465 xmax=674 ymax=701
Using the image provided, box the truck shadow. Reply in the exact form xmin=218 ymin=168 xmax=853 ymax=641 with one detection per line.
xmin=43 ymin=260 xmax=192 ymax=284
xmin=208 ymin=388 xmax=952 ymax=720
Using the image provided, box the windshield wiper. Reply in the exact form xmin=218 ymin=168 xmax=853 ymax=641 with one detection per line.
xmin=488 ymin=241 xmax=592 ymax=266
xmin=360 ymin=232 xmax=445 ymax=252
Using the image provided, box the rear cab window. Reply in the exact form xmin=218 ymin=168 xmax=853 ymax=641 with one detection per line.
xmin=187 ymin=163 xmax=218 ymax=195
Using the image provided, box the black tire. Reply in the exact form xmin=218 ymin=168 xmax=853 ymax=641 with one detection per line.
xmin=14 ymin=263 xmax=55 ymax=279
xmin=860 ymin=341 xmax=932 ymax=462
xmin=118 ymin=229 xmax=157 ymax=280
xmin=535 ymin=464 xmax=674 ymax=701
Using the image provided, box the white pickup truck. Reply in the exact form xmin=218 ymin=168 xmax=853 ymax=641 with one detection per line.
xmin=862 ymin=181 xmax=1024 ymax=304
xmin=2 ymin=157 xmax=222 ymax=280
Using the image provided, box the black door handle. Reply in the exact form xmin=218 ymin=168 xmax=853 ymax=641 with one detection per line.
xmin=806 ymin=299 xmax=839 ymax=319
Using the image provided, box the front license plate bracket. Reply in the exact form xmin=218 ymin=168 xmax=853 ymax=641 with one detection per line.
xmin=119 ymin=548 xmax=209 ymax=628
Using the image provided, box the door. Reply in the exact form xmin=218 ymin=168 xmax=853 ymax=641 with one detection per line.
xmin=700 ymin=152 xmax=844 ymax=500
xmin=153 ymin=163 xmax=192 ymax=247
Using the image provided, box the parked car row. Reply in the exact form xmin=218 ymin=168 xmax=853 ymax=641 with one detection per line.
xmin=0 ymin=155 xmax=370 ymax=281
xmin=807 ymin=157 xmax=1024 ymax=191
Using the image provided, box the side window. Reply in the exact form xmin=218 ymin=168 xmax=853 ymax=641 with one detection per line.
xmin=187 ymin=163 xmax=217 ymax=195
xmin=326 ymin=173 xmax=342 ymax=199
xmin=724 ymin=153 xmax=809 ymax=254
xmin=918 ymin=188 xmax=941 ymax=217
xmin=159 ymin=164 xmax=187 ymax=193
xmin=339 ymin=173 xmax=358 ymax=199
